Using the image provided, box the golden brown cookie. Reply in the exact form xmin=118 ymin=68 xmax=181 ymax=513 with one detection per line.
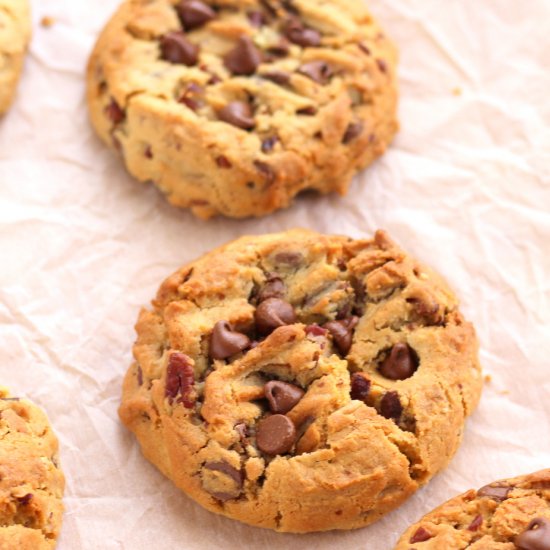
xmin=87 ymin=0 xmax=398 ymax=218
xmin=395 ymin=469 xmax=550 ymax=549
xmin=119 ymin=229 xmax=482 ymax=532
xmin=0 ymin=388 xmax=65 ymax=549
xmin=0 ymin=0 xmax=31 ymax=115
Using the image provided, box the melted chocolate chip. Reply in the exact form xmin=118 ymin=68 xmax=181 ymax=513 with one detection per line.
xmin=380 ymin=391 xmax=402 ymax=421
xmin=247 ymin=10 xmax=266 ymax=27
xmin=261 ymin=70 xmax=291 ymax=85
xmin=256 ymin=414 xmax=296 ymax=455
xmin=467 ymin=514 xmax=483 ymax=532
xmin=266 ymin=41 xmax=290 ymax=57
xmin=476 ymin=484 xmax=512 ymax=501
xmin=209 ymin=321 xmax=250 ymax=359
xmin=378 ymin=343 xmax=419 ymax=380
xmin=255 ymin=297 xmax=297 ymax=335
xmin=515 ymin=518 xmax=550 ymax=550
xmin=176 ymin=1 xmax=215 ymax=30
xmin=203 ymin=461 xmax=243 ymax=501
xmin=297 ymin=105 xmax=317 ymax=116
xmin=218 ymin=101 xmax=255 ymax=130
xmin=165 ymin=353 xmax=195 ymax=408
xmin=160 ymin=32 xmax=199 ymax=65
xmin=105 ymin=98 xmax=125 ymax=124
xmin=216 ymin=155 xmax=232 ymax=168
xmin=224 ymin=36 xmax=262 ymax=75
xmin=264 ymin=381 xmax=304 ymax=414
xmin=178 ymin=82 xmax=205 ymax=110
xmin=284 ymin=19 xmax=321 ymax=47
xmin=350 ymin=373 xmax=370 ymax=402
xmin=17 ymin=494 xmax=33 ymax=505
xmin=297 ymin=61 xmax=332 ymax=84
xmin=323 ymin=316 xmax=359 ymax=355
xmin=342 ymin=121 xmax=364 ymax=144
xmin=254 ymin=160 xmax=275 ymax=185
xmin=261 ymin=135 xmax=279 ymax=153
xmin=257 ymin=275 xmax=285 ymax=302
xmin=410 ymin=526 xmax=433 ymax=543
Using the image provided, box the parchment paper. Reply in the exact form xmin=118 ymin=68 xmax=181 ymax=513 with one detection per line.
xmin=1 ymin=1 xmax=549 ymax=548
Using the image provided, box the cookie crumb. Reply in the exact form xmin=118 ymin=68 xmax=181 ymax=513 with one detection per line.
xmin=41 ymin=16 xmax=55 ymax=28
xmin=452 ymin=87 xmax=462 ymax=96
xmin=484 ymin=374 xmax=492 ymax=383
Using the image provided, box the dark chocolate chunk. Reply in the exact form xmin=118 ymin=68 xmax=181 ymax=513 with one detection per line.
xmin=261 ymin=135 xmax=279 ymax=153
xmin=476 ymin=484 xmax=512 ymax=501
xmin=515 ymin=517 xmax=550 ymax=550
xmin=105 ymin=98 xmax=125 ymax=124
xmin=160 ymin=31 xmax=199 ymax=66
xmin=176 ymin=1 xmax=215 ymax=30
xmin=165 ymin=353 xmax=195 ymax=408
xmin=297 ymin=61 xmax=332 ymax=84
xmin=342 ymin=121 xmax=364 ymax=144
xmin=410 ymin=526 xmax=433 ymax=543
xmin=203 ymin=461 xmax=243 ymax=501
xmin=224 ymin=36 xmax=262 ymax=75
xmin=350 ymin=373 xmax=370 ymax=402
xmin=256 ymin=414 xmax=296 ymax=455
xmin=209 ymin=320 xmax=250 ymax=359
xmin=255 ymin=297 xmax=297 ymax=335
xmin=218 ymin=101 xmax=255 ymax=130
xmin=284 ymin=19 xmax=321 ymax=47
xmin=467 ymin=514 xmax=483 ymax=532
xmin=257 ymin=275 xmax=285 ymax=302
xmin=378 ymin=343 xmax=419 ymax=380
xmin=323 ymin=316 xmax=359 ymax=355
xmin=380 ymin=391 xmax=402 ymax=421
xmin=264 ymin=381 xmax=304 ymax=414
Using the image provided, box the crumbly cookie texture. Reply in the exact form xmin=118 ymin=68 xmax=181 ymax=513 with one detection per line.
xmin=0 ymin=388 xmax=65 ymax=549
xmin=395 ymin=469 xmax=550 ymax=550
xmin=119 ymin=229 xmax=482 ymax=532
xmin=0 ymin=0 xmax=31 ymax=115
xmin=87 ymin=0 xmax=398 ymax=219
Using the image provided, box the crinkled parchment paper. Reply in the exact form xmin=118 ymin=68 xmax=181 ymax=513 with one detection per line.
xmin=0 ymin=1 xmax=549 ymax=548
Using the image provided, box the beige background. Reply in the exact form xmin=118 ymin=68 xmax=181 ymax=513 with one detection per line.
xmin=0 ymin=0 xmax=549 ymax=548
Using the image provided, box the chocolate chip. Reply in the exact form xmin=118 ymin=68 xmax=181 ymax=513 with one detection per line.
xmin=323 ymin=316 xmax=359 ymax=355
xmin=305 ymin=324 xmax=328 ymax=337
xmin=17 ymin=494 xmax=33 ymax=505
xmin=256 ymin=414 xmax=296 ymax=455
xmin=224 ymin=36 xmax=262 ymax=76
xmin=515 ymin=517 xmax=550 ymax=550
xmin=467 ymin=514 xmax=483 ymax=532
xmin=203 ymin=461 xmax=243 ymax=501
xmin=178 ymin=83 xmax=205 ymax=110
xmin=261 ymin=135 xmax=278 ymax=153
xmin=264 ymin=381 xmax=304 ymax=414
xmin=380 ymin=391 xmax=402 ymax=421
xmin=297 ymin=61 xmax=332 ymax=84
xmin=378 ymin=343 xmax=419 ymax=381
xmin=376 ymin=59 xmax=388 ymax=73
xmin=253 ymin=160 xmax=275 ymax=185
xmin=160 ymin=32 xmax=199 ymax=65
xmin=105 ymin=98 xmax=125 ymax=124
xmin=136 ymin=365 xmax=144 ymax=386
xmin=297 ymin=106 xmax=317 ymax=116
xmin=266 ymin=41 xmax=290 ymax=57
xmin=261 ymin=70 xmax=291 ymax=85
xmin=410 ymin=526 xmax=433 ymax=543
xmin=218 ymin=101 xmax=255 ymax=130
xmin=209 ymin=320 xmax=250 ymax=360
xmin=274 ymin=251 xmax=303 ymax=266
xmin=350 ymin=373 xmax=370 ymax=402
xmin=477 ymin=484 xmax=512 ymax=501
xmin=284 ymin=19 xmax=321 ymax=47
xmin=216 ymin=155 xmax=232 ymax=168
xmin=144 ymin=146 xmax=153 ymax=159
xmin=255 ymin=298 xmax=297 ymax=335
xmin=165 ymin=353 xmax=195 ymax=408
xmin=247 ymin=10 xmax=266 ymax=27
xmin=257 ymin=275 xmax=285 ymax=302
xmin=359 ymin=42 xmax=371 ymax=55
xmin=176 ymin=1 xmax=215 ymax=30
xmin=342 ymin=121 xmax=364 ymax=144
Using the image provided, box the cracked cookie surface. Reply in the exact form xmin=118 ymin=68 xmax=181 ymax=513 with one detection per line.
xmin=395 ymin=469 xmax=550 ymax=549
xmin=119 ymin=229 xmax=482 ymax=532
xmin=0 ymin=0 xmax=30 ymax=114
xmin=0 ymin=388 xmax=65 ymax=549
xmin=87 ymin=0 xmax=398 ymax=219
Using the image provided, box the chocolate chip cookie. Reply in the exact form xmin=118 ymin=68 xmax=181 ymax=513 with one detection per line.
xmin=119 ymin=229 xmax=482 ymax=532
xmin=395 ymin=469 xmax=550 ymax=549
xmin=0 ymin=388 xmax=65 ymax=549
xmin=0 ymin=0 xmax=31 ymax=115
xmin=87 ymin=0 xmax=398 ymax=218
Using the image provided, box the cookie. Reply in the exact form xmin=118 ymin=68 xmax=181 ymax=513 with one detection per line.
xmin=119 ymin=229 xmax=482 ymax=532
xmin=87 ymin=0 xmax=398 ymax=219
xmin=0 ymin=0 xmax=31 ymax=115
xmin=0 ymin=389 xmax=65 ymax=549
xmin=395 ymin=469 xmax=550 ymax=549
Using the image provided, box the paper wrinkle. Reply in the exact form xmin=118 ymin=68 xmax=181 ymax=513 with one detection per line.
xmin=0 ymin=0 xmax=549 ymax=548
